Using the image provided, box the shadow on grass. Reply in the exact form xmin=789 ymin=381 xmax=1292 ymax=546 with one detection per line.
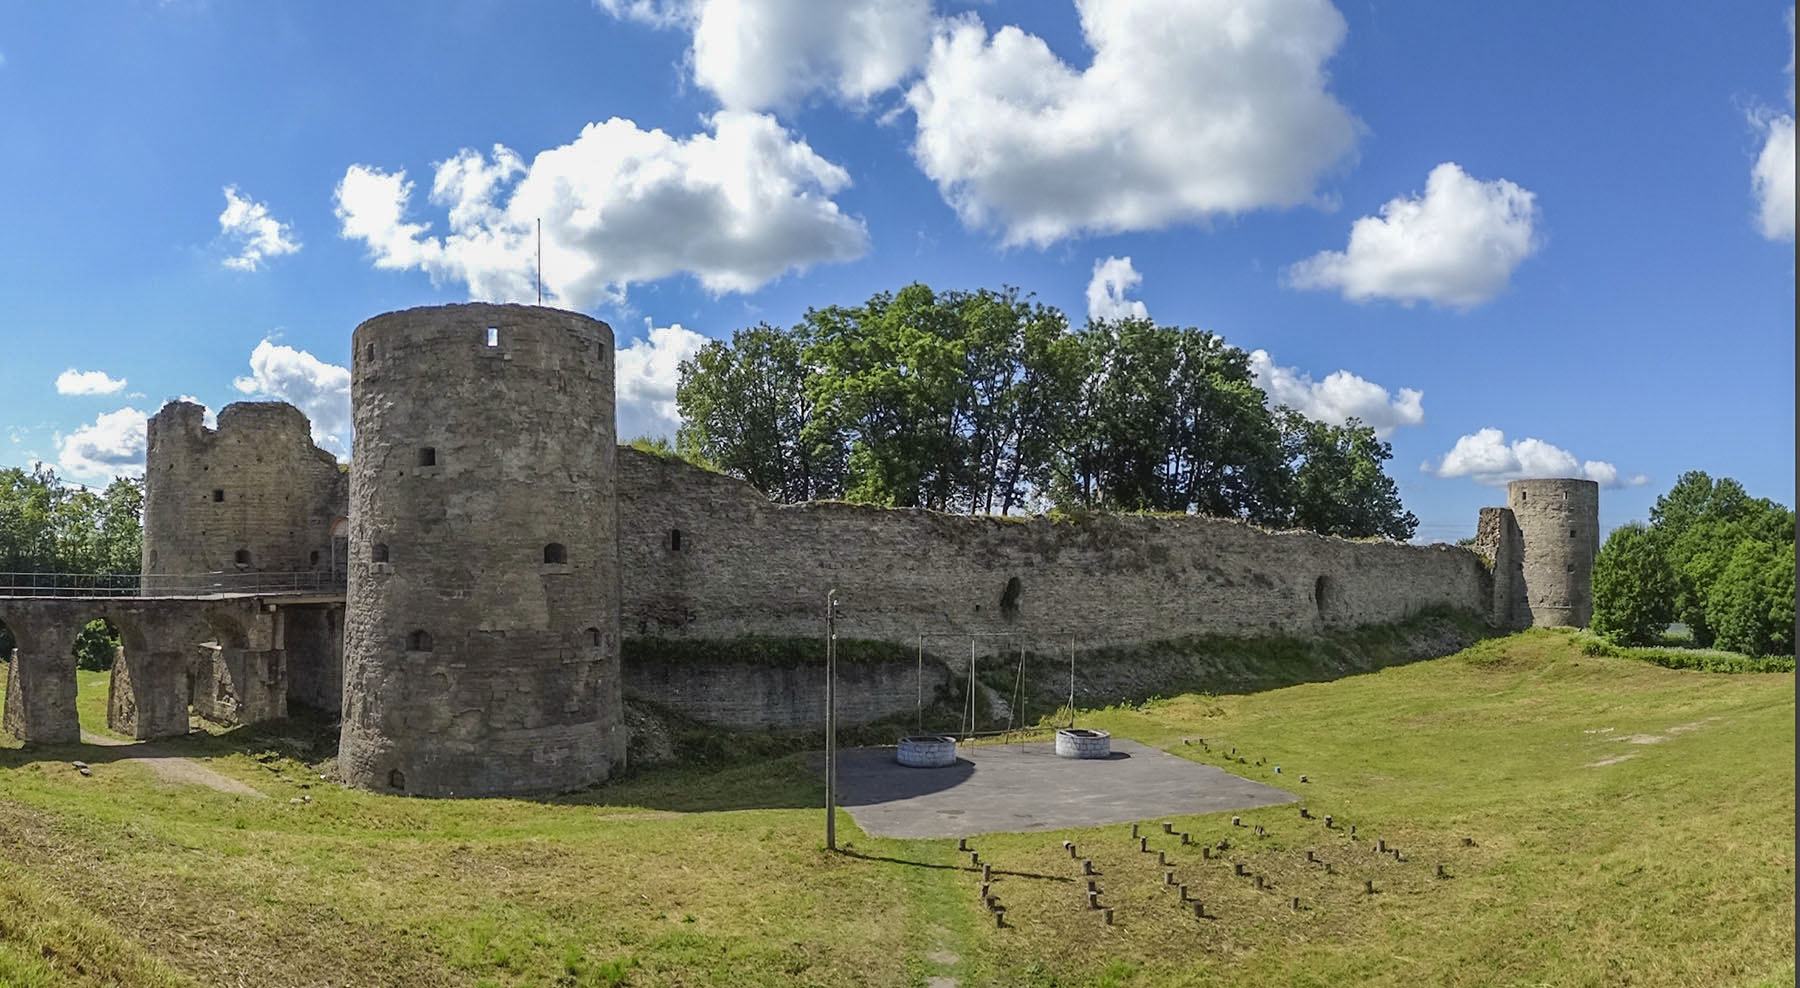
xmin=835 ymin=848 xmax=1076 ymax=884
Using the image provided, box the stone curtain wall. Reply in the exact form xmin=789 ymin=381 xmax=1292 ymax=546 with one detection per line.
xmin=616 ymin=449 xmax=1494 ymax=649
xmin=623 ymin=657 xmax=948 ymax=730
xmin=142 ymin=401 xmax=348 ymax=585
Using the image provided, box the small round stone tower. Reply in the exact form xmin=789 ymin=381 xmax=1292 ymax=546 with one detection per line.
xmin=1506 ymin=477 xmax=1599 ymax=628
xmin=338 ymin=303 xmax=623 ymax=797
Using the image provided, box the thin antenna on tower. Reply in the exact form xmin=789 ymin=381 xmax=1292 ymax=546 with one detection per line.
xmin=536 ymin=217 xmax=543 ymax=305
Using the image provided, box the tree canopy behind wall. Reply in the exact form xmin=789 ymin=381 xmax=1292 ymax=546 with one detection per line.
xmin=676 ymin=282 xmax=1417 ymax=542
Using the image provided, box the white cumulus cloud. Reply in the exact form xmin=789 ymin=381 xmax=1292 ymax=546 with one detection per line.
xmin=335 ymin=112 xmax=868 ymax=309
xmin=218 ymin=186 xmax=301 ymax=272
xmin=1085 ymin=256 xmax=1150 ymax=323
xmin=1750 ymin=9 xmax=1795 ymax=242
xmin=1423 ymin=428 xmax=1647 ymax=489
xmin=615 ymin=318 xmax=710 ymax=441
xmin=57 ymin=407 xmax=149 ymax=481
xmin=905 ymin=0 xmax=1360 ymax=247
xmin=1286 ymin=162 xmax=1540 ymax=309
xmin=231 ymin=340 xmax=352 ymax=455
xmin=599 ymin=0 xmax=932 ymax=112
xmin=1247 ymin=350 xmax=1423 ymax=438
xmin=55 ymin=368 xmax=127 ymax=396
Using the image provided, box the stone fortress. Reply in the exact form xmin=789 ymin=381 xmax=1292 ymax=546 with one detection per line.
xmin=1 ymin=303 xmax=1598 ymax=797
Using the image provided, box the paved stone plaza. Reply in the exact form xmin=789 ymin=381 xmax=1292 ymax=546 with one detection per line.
xmin=835 ymin=738 xmax=1297 ymax=838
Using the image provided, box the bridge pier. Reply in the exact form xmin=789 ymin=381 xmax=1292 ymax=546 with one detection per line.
xmin=192 ymin=644 xmax=286 ymax=727
xmin=2 ymin=628 xmax=80 ymax=744
xmin=108 ymin=642 xmax=191 ymax=740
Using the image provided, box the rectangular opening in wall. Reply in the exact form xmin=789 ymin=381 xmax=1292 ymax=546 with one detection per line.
xmin=364 ymin=343 xmax=375 ymax=361
xmin=486 ymin=327 xmax=499 ymax=347
xmin=669 ymin=528 xmax=683 ymax=552
xmin=418 ymin=447 xmax=437 ymax=467
xmin=212 ymin=489 xmax=224 ymax=502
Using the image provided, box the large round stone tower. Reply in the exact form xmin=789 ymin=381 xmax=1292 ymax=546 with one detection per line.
xmin=1506 ymin=477 xmax=1599 ymax=628
xmin=338 ymin=303 xmax=624 ymax=797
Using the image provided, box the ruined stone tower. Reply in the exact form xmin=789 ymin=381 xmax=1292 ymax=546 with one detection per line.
xmin=1498 ymin=477 xmax=1599 ymax=629
xmin=142 ymin=400 xmax=348 ymax=590
xmin=337 ymin=303 xmax=624 ymax=797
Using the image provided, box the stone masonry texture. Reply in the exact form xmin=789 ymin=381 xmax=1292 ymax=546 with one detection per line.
xmin=614 ymin=448 xmax=1497 ymax=648
xmin=1505 ymin=478 xmax=1599 ymax=628
xmin=338 ymin=304 xmax=624 ymax=798
xmin=142 ymin=400 xmax=348 ymax=587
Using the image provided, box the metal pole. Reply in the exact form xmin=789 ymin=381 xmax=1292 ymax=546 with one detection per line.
xmin=825 ymin=589 xmax=838 ymax=852
xmin=1068 ymin=638 xmax=1076 ymax=728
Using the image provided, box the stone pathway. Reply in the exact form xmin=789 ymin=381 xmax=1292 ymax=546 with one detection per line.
xmin=923 ymin=936 xmax=960 ymax=988
xmin=79 ymin=730 xmax=266 ymax=798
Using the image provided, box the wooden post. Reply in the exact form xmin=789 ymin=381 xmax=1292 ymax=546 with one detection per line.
xmin=824 ymin=590 xmax=838 ymax=852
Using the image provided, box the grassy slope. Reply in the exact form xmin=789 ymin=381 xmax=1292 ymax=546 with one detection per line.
xmin=0 ymin=631 xmax=1792 ymax=988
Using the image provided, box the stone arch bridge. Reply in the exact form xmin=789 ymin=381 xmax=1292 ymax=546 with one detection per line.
xmin=0 ymin=589 xmax=345 ymax=744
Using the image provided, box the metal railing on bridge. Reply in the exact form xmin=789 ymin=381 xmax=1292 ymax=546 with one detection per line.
xmin=0 ymin=571 xmax=347 ymax=598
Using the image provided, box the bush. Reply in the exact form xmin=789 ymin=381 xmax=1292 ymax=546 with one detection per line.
xmin=1575 ymin=631 xmax=1795 ymax=674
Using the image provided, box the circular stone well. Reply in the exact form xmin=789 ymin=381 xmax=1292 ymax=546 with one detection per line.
xmin=1056 ymin=728 xmax=1112 ymax=759
xmin=896 ymin=735 xmax=959 ymax=768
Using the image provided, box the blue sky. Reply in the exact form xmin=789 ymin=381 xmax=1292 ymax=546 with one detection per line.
xmin=1 ymin=0 xmax=1792 ymax=542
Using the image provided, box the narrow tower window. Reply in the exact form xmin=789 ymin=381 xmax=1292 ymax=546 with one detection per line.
xmin=371 ymin=543 xmax=390 ymax=563
xmin=407 ymin=630 xmax=433 ymax=652
xmin=586 ymin=626 xmax=602 ymax=647
xmin=234 ymin=548 xmax=252 ymax=566
xmin=669 ymin=528 xmax=683 ymax=552
xmin=418 ymin=447 xmax=437 ymax=467
xmin=212 ymin=489 xmax=225 ymax=502
xmin=543 ymin=542 xmax=568 ymax=564
xmin=365 ymin=343 xmax=375 ymax=361
xmin=486 ymin=326 xmax=499 ymax=347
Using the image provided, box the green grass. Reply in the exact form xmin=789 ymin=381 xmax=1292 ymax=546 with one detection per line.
xmin=0 ymin=630 xmax=1793 ymax=987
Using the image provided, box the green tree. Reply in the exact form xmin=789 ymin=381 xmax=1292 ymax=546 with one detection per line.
xmin=1590 ymin=522 xmax=1676 ymax=645
xmin=1650 ymin=472 xmax=1792 ymax=646
xmin=670 ymin=281 xmax=1420 ymax=541
xmin=677 ymin=322 xmax=844 ymax=502
xmin=1065 ymin=319 xmax=1286 ymax=522
xmin=1707 ymin=539 xmax=1795 ymax=657
xmin=1276 ymin=411 xmax=1417 ymax=540
xmin=0 ymin=465 xmax=61 ymax=571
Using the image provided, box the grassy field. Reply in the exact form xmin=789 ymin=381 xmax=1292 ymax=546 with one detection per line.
xmin=0 ymin=630 xmax=1792 ymax=987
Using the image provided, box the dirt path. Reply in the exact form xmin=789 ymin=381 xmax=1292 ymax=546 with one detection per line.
xmin=79 ymin=730 xmax=267 ymax=798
